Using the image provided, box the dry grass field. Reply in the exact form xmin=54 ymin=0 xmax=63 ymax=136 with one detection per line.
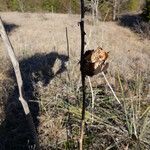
xmin=0 ymin=12 xmax=150 ymax=150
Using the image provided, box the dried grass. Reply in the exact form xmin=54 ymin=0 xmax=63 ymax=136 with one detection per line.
xmin=0 ymin=12 xmax=150 ymax=149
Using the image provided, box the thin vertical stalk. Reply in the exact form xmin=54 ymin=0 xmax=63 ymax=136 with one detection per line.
xmin=65 ymin=27 xmax=71 ymax=81
xmin=66 ymin=27 xmax=70 ymax=59
xmin=113 ymin=0 xmax=117 ymax=21
xmin=102 ymin=72 xmax=121 ymax=104
xmin=87 ymin=76 xmax=95 ymax=123
xmin=79 ymin=0 xmax=86 ymax=150
xmin=117 ymin=71 xmax=131 ymax=135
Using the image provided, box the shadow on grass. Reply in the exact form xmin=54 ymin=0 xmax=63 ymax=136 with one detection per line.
xmin=118 ymin=13 xmax=150 ymax=39
xmin=0 ymin=51 xmax=68 ymax=150
xmin=3 ymin=22 xmax=19 ymax=33
xmin=118 ymin=13 xmax=142 ymax=28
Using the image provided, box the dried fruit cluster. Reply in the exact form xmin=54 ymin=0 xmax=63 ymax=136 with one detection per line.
xmin=83 ymin=47 xmax=109 ymax=76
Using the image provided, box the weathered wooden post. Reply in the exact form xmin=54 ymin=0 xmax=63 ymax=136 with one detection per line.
xmin=0 ymin=17 xmax=40 ymax=150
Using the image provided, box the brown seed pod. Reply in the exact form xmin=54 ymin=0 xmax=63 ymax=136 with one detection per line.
xmin=82 ymin=47 xmax=109 ymax=76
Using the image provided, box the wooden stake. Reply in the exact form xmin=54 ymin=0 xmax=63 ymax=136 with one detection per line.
xmin=65 ymin=27 xmax=71 ymax=81
xmin=79 ymin=0 xmax=86 ymax=150
xmin=0 ymin=16 xmax=40 ymax=150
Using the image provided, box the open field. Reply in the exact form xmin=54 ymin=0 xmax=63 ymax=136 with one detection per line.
xmin=0 ymin=12 xmax=150 ymax=149
xmin=0 ymin=12 xmax=150 ymax=77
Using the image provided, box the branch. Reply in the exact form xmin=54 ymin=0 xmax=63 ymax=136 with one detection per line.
xmin=102 ymin=71 xmax=121 ymax=104
xmin=0 ymin=16 xmax=40 ymax=150
xmin=0 ymin=17 xmax=29 ymax=114
xmin=87 ymin=76 xmax=95 ymax=123
xmin=79 ymin=0 xmax=86 ymax=150
xmin=65 ymin=27 xmax=71 ymax=81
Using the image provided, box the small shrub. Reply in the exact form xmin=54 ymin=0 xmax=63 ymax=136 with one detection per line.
xmin=42 ymin=0 xmax=80 ymax=13
xmin=99 ymin=1 xmax=113 ymax=21
xmin=70 ymin=0 xmax=80 ymax=14
xmin=7 ymin=0 xmax=20 ymax=11
xmin=127 ymin=0 xmax=140 ymax=12
xmin=134 ymin=21 xmax=150 ymax=39
xmin=42 ymin=0 xmax=60 ymax=12
xmin=142 ymin=0 xmax=150 ymax=22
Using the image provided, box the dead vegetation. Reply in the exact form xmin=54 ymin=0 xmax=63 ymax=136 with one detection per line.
xmin=0 ymin=12 xmax=150 ymax=150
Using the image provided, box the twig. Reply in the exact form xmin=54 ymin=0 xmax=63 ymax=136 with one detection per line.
xmin=79 ymin=0 xmax=86 ymax=150
xmin=66 ymin=27 xmax=70 ymax=59
xmin=65 ymin=27 xmax=71 ymax=81
xmin=102 ymin=71 xmax=121 ymax=104
xmin=87 ymin=76 xmax=95 ymax=123
xmin=0 ymin=16 xmax=40 ymax=150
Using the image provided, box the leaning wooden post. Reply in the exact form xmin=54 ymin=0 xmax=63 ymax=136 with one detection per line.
xmin=79 ymin=0 xmax=86 ymax=150
xmin=0 ymin=17 xmax=40 ymax=150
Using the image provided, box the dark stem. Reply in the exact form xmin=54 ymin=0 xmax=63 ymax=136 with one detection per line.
xmin=79 ymin=0 xmax=86 ymax=150
xmin=66 ymin=27 xmax=70 ymax=58
xmin=65 ymin=27 xmax=71 ymax=81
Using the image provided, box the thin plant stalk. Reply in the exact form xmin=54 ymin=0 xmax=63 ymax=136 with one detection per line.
xmin=79 ymin=0 xmax=86 ymax=149
xmin=65 ymin=27 xmax=71 ymax=81
xmin=117 ymin=71 xmax=131 ymax=135
xmin=102 ymin=71 xmax=121 ymax=104
xmin=87 ymin=76 xmax=95 ymax=123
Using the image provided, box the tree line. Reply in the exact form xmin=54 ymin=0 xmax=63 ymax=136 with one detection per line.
xmin=0 ymin=0 xmax=149 ymax=21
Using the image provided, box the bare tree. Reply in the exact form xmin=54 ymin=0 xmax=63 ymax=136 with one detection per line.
xmin=17 ymin=0 xmax=25 ymax=12
xmin=113 ymin=0 xmax=117 ymax=20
